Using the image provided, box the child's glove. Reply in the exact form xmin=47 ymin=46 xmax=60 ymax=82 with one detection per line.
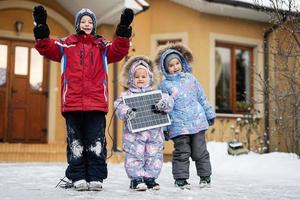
xmin=208 ymin=118 xmax=215 ymax=126
xmin=33 ymin=5 xmax=50 ymax=39
xmin=33 ymin=24 xmax=50 ymax=39
xmin=115 ymin=8 xmax=134 ymax=38
xmin=33 ymin=5 xmax=47 ymax=25
xmin=155 ymin=99 xmax=167 ymax=111
xmin=126 ymin=108 xmax=136 ymax=120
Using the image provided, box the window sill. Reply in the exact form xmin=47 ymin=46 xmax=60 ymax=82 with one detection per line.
xmin=216 ymin=113 xmax=244 ymax=118
xmin=216 ymin=113 xmax=263 ymax=119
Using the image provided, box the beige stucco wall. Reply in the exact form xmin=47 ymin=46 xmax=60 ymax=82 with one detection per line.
xmin=1 ymin=0 xmax=274 ymax=154
xmin=126 ymin=0 xmax=268 ymax=154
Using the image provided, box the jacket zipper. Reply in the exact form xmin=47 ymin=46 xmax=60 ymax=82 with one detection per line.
xmin=90 ymin=51 xmax=94 ymax=64
xmin=80 ymin=49 xmax=83 ymax=65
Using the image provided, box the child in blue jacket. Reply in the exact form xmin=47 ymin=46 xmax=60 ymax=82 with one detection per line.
xmin=155 ymin=43 xmax=216 ymax=189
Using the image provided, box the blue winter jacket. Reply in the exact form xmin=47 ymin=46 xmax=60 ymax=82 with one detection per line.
xmin=158 ymin=48 xmax=215 ymax=139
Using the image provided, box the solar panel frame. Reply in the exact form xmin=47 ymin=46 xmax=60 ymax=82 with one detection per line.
xmin=122 ymin=90 xmax=171 ymax=133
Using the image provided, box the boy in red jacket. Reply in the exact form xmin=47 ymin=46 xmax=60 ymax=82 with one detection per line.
xmin=33 ymin=5 xmax=133 ymax=191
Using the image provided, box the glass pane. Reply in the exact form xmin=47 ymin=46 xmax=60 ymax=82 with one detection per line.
xmin=14 ymin=46 xmax=28 ymax=75
xmin=215 ymin=47 xmax=232 ymax=112
xmin=0 ymin=45 xmax=8 ymax=86
xmin=30 ymin=48 xmax=44 ymax=91
xmin=236 ymin=49 xmax=251 ymax=111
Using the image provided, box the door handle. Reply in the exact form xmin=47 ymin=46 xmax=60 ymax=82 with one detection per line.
xmin=41 ymin=128 xmax=47 ymax=134
xmin=11 ymin=88 xmax=17 ymax=93
xmin=11 ymin=88 xmax=17 ymax=97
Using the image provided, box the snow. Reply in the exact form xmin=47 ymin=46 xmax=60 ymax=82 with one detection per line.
xmin=0 ymin=142 xmax=299 ymax=200
xmin=236 ymin=0 xmax=300 ymax=10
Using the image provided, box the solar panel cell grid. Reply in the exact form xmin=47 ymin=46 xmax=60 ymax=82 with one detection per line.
xmin=122 ymin=90 xmax=171 ymax=132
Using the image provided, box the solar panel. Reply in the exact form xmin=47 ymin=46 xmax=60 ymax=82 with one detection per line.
xmin=122 ymin=90 xmax=171 ymax=133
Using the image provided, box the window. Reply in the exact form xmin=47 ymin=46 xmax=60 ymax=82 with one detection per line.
xmin=14 ymin=46 xmax=29 ymax=75
xmin=0 ymin=44 xmax=8 ymax=86
xmin=30 ymin=48 xmax=44 ymax=91
xmin=215 ymin=43 xmax=253 ymax=113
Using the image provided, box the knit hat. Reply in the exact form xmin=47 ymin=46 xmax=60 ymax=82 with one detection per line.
xmin=75 ymin=8 xmax=96 ymax=35
xmin=164 ymin=53 xmax=182 ymax=70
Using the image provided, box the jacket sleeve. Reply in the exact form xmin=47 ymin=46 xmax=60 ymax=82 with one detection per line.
xmin=194 ymin=77 xmax=216 ymax=120
xmin=161 ymin=93 xmax=174 ymax=113
xmin=106 ymin=37 xmax=130 ymax=64
xmin=35 ymin=38 xmax=63 ymax=62
xmin=114 ymin=95 xmax=130 ymax=121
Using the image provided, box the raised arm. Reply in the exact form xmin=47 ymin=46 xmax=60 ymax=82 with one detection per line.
xmin=33 ymin=5 xmax=62 ymax=62
xmin=106 ymin=9 xmax=134 ymax=63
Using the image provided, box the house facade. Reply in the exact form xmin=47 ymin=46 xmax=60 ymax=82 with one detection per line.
xmin=0 ymin=0 xmax=288 ymax=161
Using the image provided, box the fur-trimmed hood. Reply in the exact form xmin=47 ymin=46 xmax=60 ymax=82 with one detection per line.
xmin=154 ymin=43 xmax=193 ymax=79
xmin=120 ymin=55 xmax=159 ymax=90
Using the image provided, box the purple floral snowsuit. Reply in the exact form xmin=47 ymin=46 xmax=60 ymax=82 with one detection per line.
xmin=114 ymin=87 xmax=173 ymax=180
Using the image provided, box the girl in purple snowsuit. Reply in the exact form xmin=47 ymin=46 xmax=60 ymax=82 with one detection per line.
xmin=114 ymin=55 xmax=174 ymax=191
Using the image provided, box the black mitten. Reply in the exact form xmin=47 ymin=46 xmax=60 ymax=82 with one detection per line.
xmin=33 ymin=5 xmax=47 ymax=25
xmin=33 ymin=5 xmax=49 ymax=39
xmin=120 ymin=8 xmax=134 ymax=27
xmin=33 ymin=24 xmax=50 ymax=39
xmin=116 ymin=8 xmax=134 ymax=38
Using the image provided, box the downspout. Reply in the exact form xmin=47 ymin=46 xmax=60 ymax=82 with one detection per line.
xmin=112 ymin=0 xmax=150 ymax=151
xmin=263 ymin=28 xmax=272 ymax=153
xmin=262 ymin=15 xmax=287 ymax=153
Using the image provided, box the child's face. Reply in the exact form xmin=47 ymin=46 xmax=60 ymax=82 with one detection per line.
xmin=133 ymin=67 xmax=150 ymax=88
xmin=167 ymin=58 xmax=182 ymax=74
xmin=80 ymin=15 xmax=93 ymax=34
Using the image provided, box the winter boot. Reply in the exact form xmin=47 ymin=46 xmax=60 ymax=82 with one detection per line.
xmin=89 ymin=181 xmax=103 ymax=191
xmin=73 ymin=179 xmax=89 ymax=191
xmin=199 ymin=176 xmax=211 ymax=188
xmin=144 ymin=178 xmax=160 ymax=190
xmin=130 ymin=179 xmax=147 ymax=191
xmin=174 ymin=179 xmax=191 ymax=190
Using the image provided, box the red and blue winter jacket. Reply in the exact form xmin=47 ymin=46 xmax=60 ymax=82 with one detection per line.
xmin=35 ymin=33 xmax=129 ymax=113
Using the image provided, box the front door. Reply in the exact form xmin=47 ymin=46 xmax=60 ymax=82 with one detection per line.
xmin=0 ymin=39 xmax=48 ymax=143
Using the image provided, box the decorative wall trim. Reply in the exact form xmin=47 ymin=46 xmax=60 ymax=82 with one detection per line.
xmin=0 ymin=0 xmax=73 ymax=33
xmin=0 ymin=30 xmax=34 ymax=41
xmin=47 ymin=61 xmax=59 ymax=143
xmin=150 ymin=32 xmax=188 ymax=57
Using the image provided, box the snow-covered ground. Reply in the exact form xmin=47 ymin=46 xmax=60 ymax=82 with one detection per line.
xmin=0 ymin=142 xmax=299 ymax=200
